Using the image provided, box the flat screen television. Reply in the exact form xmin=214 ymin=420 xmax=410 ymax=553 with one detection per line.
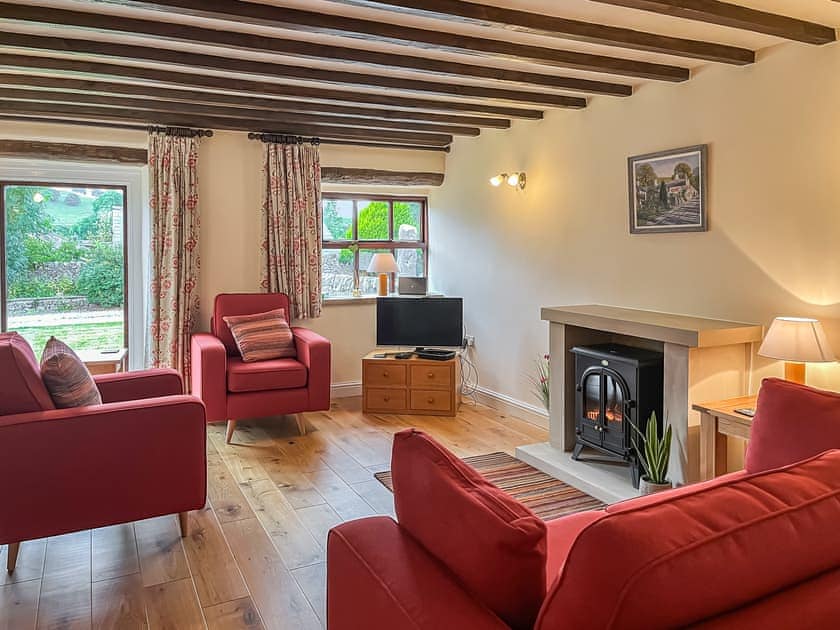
xmin=376 ymin=297 xmax=463 ymax=347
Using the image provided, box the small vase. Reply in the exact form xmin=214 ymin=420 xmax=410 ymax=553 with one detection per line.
xmin=639 ymin=477 xmax=672 ymax=496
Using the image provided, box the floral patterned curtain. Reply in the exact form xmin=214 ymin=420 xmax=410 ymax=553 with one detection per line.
xmin=260 ymin=141 xmax=323 ymax=319
xmin=148 ymin=131 xmax=201 ymax=378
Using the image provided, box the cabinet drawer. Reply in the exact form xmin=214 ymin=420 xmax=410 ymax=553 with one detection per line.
xmin=365 ymin=388 xmax=407 ymax=411
xmin=410 ymin=364 xmax=452 ymax=390
xmin=364 ymin=363 xmax=407 ymax=387
xmin=410 ymin=389 xmax=453 ymax=413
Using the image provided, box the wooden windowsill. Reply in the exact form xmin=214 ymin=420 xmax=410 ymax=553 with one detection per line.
xmin=323 ymin=295 xmax=378 ymax=306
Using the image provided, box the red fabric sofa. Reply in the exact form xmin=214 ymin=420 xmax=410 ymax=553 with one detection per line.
xmin=0 ymin=332 xmax=207 ymax=573
xmin=191 ymin=293 xmax=331 ymax=443
xmin=328 ymin=380 xmax=840 ymax=629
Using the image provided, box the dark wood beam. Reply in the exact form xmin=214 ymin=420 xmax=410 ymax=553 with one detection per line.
xmin=0 ymin=73 xmax=511 ymax=129
xmin=591 ymin=0 xmax=836 ymax=45
xmin=0 ymin=87 xmax=481 ymax=136
xmin=92 ymin=0 xmax=690 ymax=82
xmin=0 ymin=100 xmax=454 ymax=146
xmin=0 ymin=32 xmax=587 ymax=108
xmin=321 ymin=167 xmax=444 ymax=186
xmin=343 ymin=0 xmax=754 ymax=65
xmin=0 ymin=3 xmax=630 ymax=96
xmin=0 ymin=54 xmax=543 ymax=120
xmin=0 ymin=139 xmax=147 ymax=163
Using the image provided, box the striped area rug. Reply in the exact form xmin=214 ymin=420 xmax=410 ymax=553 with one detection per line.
xmin=374 ymin=451 xmax=605 ymax=522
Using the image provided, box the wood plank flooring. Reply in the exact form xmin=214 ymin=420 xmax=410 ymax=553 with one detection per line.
xmin=0 ymin=397 xmax=546 ymax=629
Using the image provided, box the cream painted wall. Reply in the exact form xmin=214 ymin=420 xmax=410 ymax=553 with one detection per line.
xmin=0 ymin=122 xmax=443 ymax=384
xmin=430 ymin=40 xmax=840 ymax=410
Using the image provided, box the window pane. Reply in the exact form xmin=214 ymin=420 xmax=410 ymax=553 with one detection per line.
xmin=321 ymin=247 xmax=355 ymax=298
xmin=394 ymin=201 xmax=422 ymax=241
xmin=322 ymin=199 xmax=353 ymax=241
xmin=395 ymin=248 xmax=425 ymax=277
xmin=4 ymin=185 xmax=126 ymax=351
xmin=359 ymin=248 xmax=390 ymax=295
xmin=357 ymin=200 xmax=390 ymax=241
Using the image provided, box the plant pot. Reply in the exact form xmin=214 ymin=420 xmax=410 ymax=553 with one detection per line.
xmin=639 ymin=477 xmax=672 ymax=496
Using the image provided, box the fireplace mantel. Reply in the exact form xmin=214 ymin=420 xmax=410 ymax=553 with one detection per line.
xmin=540 ymin=305 xmax=763 ymax=349
xmin=517 ymin=305 xmax=763 ymax=502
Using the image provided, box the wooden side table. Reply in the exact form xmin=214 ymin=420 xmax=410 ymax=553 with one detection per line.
xmin=78 ymin=348 xmax=128 ymax=375
xmin=693 ymin=395 xmax=756 ymax=480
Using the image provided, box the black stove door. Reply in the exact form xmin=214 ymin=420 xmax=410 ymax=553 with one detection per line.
xmin=601 ymin=370 xmax=628 ymax=453
xmin=578 ymin=367 xmax=604 ymax=447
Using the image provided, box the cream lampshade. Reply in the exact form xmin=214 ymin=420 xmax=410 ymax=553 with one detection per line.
xmin=758 ymin=317 xmax=836 ymax=384
xmin=367 ymin=253 xmax=398 ymax=296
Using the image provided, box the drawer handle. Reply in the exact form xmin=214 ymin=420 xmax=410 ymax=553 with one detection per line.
xmin=427 ymin=397 xmax=435 ymax=404
xmin=383 ymin=371 xmax=389 ymax=378
xmin=427 ymin=371 xmax=434 ymax=378
xmin=384 ymin=396 xmax=390 ymax=402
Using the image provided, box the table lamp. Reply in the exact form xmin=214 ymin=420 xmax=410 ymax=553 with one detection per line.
xmin=758 ymin=317 xmax=836 ymax=384
xmin=367 ymin=253 xmax=398 ymax=296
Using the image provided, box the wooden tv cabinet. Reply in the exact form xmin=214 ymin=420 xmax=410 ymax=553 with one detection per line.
xmin=362 ymin=351 xmax=461 ymax=416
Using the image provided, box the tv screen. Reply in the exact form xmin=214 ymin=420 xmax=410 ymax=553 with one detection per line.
xmin=376 ymin=297 xmax=463 ymax=347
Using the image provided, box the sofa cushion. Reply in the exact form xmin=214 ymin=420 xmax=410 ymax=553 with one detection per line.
xmin=223 ymin=308 xmax=296 ymax=363
xmin=40 ymin=337 xmax=102 ymax=408
xmin=227 ymin=357 xmax=307 ymax=393
xmin=746 ymin=377 xmax=840 ymax=473
xmin=536 ymin=450 xmax=840 ymax=630
xmin=391 ymin=429 xmax=547 ymax=630
xmin=212 ymin=293 xmax=291 ymax=355
xmin=0 ymin=332 xmax=55 ymax=415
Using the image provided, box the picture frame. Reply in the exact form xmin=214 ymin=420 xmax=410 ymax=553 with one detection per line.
xmin=627 ymin=144 xmax=708 ymax=234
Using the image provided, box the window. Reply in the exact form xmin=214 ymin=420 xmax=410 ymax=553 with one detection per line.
xmin=1 ymin=183 xmax=127 ymax=352
xmin=322 ymin=194 xmax=427 ymax=298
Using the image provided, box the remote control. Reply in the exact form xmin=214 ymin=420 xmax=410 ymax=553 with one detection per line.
xmin=734 ymin=408 xmax=755 ymax=417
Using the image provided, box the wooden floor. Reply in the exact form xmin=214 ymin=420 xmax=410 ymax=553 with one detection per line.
xmin=0 ymin=397 xmax=547 ymax=629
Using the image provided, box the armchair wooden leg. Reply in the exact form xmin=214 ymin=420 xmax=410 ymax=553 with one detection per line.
xmin=6 ymin=542 xmax=20 ymax=574
xmin=178 ymin=512 xmax=190 ymax=538
xmin=226 ymin=420 xmax=237 ymax=444
xmin=295 ymin=413 xmax=307 ymax=436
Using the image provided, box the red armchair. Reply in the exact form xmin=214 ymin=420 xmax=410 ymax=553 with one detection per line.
xmin=0 ymin=332 xmax=207 ymax=574
xmin=191 ymin=293 xmax=331 ymax=443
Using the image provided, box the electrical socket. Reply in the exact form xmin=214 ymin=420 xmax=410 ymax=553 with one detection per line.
xmin=464 ymin=335 xmax=476 ymax=347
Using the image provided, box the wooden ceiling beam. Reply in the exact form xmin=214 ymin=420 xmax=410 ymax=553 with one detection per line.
xmin=0 ymin=74 xmax=511 ymax=129
xmin=0 ymin=54 xmax=543 ymax=120
xmin=343 ymin=0 xmax=754 ymax=65
xmin=0 ymin=87 xmax=482 ymax=136
xmin=0 ymin=100 xmax=454 ymax=146
xmin=89 ymin=0 xmax=689 ymax=82
xmin=0 ymin=32 xmax=587 ymax=108
xmin=0 ymin=3 xmax=630 ymax=96
xmin=591 ymin=0 xmax=836 ymax=45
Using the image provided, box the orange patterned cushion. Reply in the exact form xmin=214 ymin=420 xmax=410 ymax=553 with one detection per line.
xmin=223 ymin=308 xmax=296 ymax=362
xmin=40 ymin=337 xmax=103 ymax=408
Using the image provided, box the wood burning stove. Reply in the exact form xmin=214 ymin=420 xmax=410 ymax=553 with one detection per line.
xmin=571 ymin=344 xmax=663 ymax=488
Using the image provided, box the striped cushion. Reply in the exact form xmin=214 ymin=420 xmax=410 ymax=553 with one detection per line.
xmin=40 ymin=337 xmax=103 ymax=408
xmin=223 ymin=308 xmax=296 ymax=363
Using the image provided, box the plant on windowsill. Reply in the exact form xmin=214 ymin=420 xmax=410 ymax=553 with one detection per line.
xmin=527 ymin=354 xmax=550 ymax=412
xmin=632 ymin=412 xmax=673 ymax=495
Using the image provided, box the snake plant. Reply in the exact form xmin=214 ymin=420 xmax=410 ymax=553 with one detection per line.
xmin=632 ymin=412 xmax=672 ymax=485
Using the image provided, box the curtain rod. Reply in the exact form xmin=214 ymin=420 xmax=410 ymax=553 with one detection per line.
xmin=248 ymin=132 xmax=320 ymax=145
xmin=148 ymin=125 xmax=213 ymax=138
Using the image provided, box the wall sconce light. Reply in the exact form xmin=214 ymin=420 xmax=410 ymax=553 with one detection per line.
xmin=488 ymin=172 xmax=526 ymax=190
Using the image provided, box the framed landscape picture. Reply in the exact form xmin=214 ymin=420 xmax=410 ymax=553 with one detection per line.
xmin=628 ymin=144 xmax=707 ymax=234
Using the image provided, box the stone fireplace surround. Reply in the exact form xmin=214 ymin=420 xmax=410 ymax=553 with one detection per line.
xmin=516 ymin=305 xmax=763 ymax=503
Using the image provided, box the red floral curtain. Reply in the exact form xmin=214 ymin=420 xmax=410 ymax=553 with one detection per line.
xmin=260 ymin=141 xmax=323 ymax=319
xmin=148 ymin=132 xmax=201 ymax=377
